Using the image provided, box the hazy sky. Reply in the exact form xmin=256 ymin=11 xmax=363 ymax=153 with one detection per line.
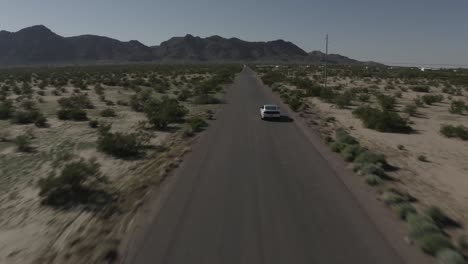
xmin=1 ymin=0 xmax=467 ymax=66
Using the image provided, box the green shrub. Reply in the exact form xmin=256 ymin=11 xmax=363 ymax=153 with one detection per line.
xmin=424 ymin=206 xmax=452 ymax=228
xmin=418 ymin=155 xmax=428 ymax=162
xmin=436 ymin=249 xmax=465 ymax=264
xmin=440 ymin=125 xmax=468 ymax=141
xmin=358 ymin=94 xmax=370 ymax=102
xmin=394 ymin=203 xmax=417 ymax=220
xmin=365 ymin=174 xmax=383 ymax=186
xmin=331 ymin=142 xmax=346 ymax=152
xmin=38 ymin=159 xmax=110 ymax=207
xmin=422 ymin=94 xmax=444 ymax=105
xmin=353 ymin=106 xmax=412 ymax=133
xmin=100 ymin=108 xmax=116 ymax=117
xmin=449 ymin=100 xmax=466 ymax=115
xmin=97 ymin=130 xmax=145 ymax=158
xmin=335 ymin=128 xmax=358 ymax=145
xmin=404 ymin=104 xmax=418 ymax=117
xmin=89 ymin=120 xmax=99 ymax=128
xmin=187 ymin=117 xmax=208 ymax=132
xmin=130 ymin=89 xmax=152 ymax=112
xmin=192 ymin=94 xmax=221 ymax=104
xmin=11 ymin=109 xmax=43 ymax=125
xmin=354 ymin=150 xmax=387 ymax=167
xmin=34 ymin=114 xmax=48 ymax=128
xmin=417 ymin=233 xmax=454 ymax=256
xmin=14 ymin=135 xmax=33 ymax=152
xmin=377 ymin=94 xmax=397 ymax=111
xmin=408 ymin=214 xmax=440 ymax=240
xmin=383 ymin=191 xmax=409 ymax=205
xmin=412 ymin=86 xmax=431 ymax=93
xmin=341 ymin=144 xmax=363 ymax=162
xmin=58 ymin=94 xmax=94 ymax=109
xmin=319 ymin=87 xmax=337 ymax=103
xmin=57 ymin=109 xmax=88 ymax=121
xmin=458 ymin=235 xmax=468 ymax=251
xmin=334 ymin=91 xmax=353 ymax=109
xmin=358 ymin=163 xmax=385 ymax=176
xmin=144 ymin=96 xmax=188 ymax=129
xmin=0 ymin=100 xmax=15 ymax=119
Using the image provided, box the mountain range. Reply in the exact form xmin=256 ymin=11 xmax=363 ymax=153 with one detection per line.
xmin=0 ymin=25 xmax=364 ymax=66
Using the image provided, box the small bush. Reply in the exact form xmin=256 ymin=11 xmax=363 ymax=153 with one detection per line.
xmin=449 ymin=100 xmax=466 ymax=115
xmin=436 ymin=249 xmax=465 ymax=264
xmin=57 ymin=109 xmax=88 ymax=121
xmin=58 ymin=94 xmax=94 ymax=109
xmin=412 ymin=86 xmax=431 ymax=93
xmin=353 ymin=106 xmax=412 ymax=133
xmin=417 ymin=233 xmax=454 ymax=256
xmin=38 ymin=159 xmax=110 ymax=207
xmin=422 ymin=94 xmax=444 ymax=105
xmin=335 ymin=128 xmax=358 ymax=145
xmin=100 ymin=108 xmax=116 ymax=117
xmin=187 ymin=117 xmax=208 ymax=132
xmin=397 ymin=144 xmax=405 ymax=150
xmin=365 ymin=174 xmax=383 ymax=186
xmin=192 ymin=94 xmax=221 ymax=104
xmin=334 ymin=91 xmax=353 ymax=109
xmin=89 ymin=120 xmax=99 ymax=128
xmin=418 ymin=155 xmax=428 ymax=162
xmin=14 ymin=135 xmax=33 ymax=152
xmin=458 ymin=235 xmax=468 ymax=251
xmin=394 ymin=203 xmax=417 ymax=220
xmin=408 ymin=214 xmax=440 ymax=239
xmin=341 ymin=144 xmax=363 ymax=162
xmin=358 ymin=94 xmax=370 ymax=102
xmin=144 ymin=96 xmax=188 ymax=130
xmin=97 ymin=125 xmax=148 ymax=158
xmin=404 ymin=104 xmax=418 ymax=117
xmin=358 ymin=163 xmax=385 ymax=176
xmin=34 ymin=115 xmax=48 ymax=128
xmin=354 ymin=150 xmax=387 ymax=167
xmin=0 ymin=100 xmax=15 ymax=119
xmin=11 ymin=109 xmax=43 ymax=125
xmin=377 ymin=94 xmax=397 ymax=111
xmin=424 ymin=206 xmax=452 ymax=228
xmin=440 ymin=125 xmax=468 ymax=141
xmin=383 ymin=191 xmax=409 ymax=205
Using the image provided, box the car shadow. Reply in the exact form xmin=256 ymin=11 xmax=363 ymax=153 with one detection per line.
xmin=262 ymin=115 xmax=294 ymax=123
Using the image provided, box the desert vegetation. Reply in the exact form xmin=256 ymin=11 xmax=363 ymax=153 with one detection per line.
xmin=255 ymin=64 xmax=468 ymax=261
xmin=0 ymin=64 xmax=241 ymax=263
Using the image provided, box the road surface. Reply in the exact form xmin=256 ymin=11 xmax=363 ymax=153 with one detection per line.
xmin=128 ymin=67 xmax=405 ymax=264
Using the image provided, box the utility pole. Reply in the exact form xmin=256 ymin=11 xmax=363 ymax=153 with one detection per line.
xmin=324 ymin=34 xmax=328 ymax=89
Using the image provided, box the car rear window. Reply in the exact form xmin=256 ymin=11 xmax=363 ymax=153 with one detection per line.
xmin=265 ymin=106 xmax=278 ymax=111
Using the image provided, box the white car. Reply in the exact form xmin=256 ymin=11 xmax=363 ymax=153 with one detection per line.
xmin=260 ymin=104 xmax=281 ymax=119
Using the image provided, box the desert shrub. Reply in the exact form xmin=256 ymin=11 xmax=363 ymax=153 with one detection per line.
xmin=58 ymin=94 xmax=94 ymax=109
xmin=177 ymin=89 xmax=192 ymax=101
xmin=144 ymin=96 xmax=188 ymax=129
xmin=394 ymin=203 xmax=417 ymax=220
xmin=382 ymin=191 xmax=409 ymax=205
xmin=404 ymin=104 xmax=418 ymax=116
xmin=100 ymin=108 xmax=116 ymax=117
xmin=261 ymin=71 xmax=286 ymax=86
xmin=377 ymin=94 xmax=397 ymax=111
xmin=331 ymin=142 xmax=346 ymax=152
xmin=0 ymin=100 xmax=15 ymax=119
xmin=192 ymin=94 xmax=221 ymax=104
xmin=37 ymin=90 xmax=46 ymax=96
xmin=424 ymin=206 xmax=452 ymax=228
xmin=57 ymin=109 xmax=88 ymax=121
xmin=354 ymin=150 xmax=387 ymax=167
xmin=94 ymin=84 xmax=105 ymax=95
xmin=397 ymin=144 xmax=405 ymax=150
xmin=97 ymin=127 xmax=146 ymax=158
xmin=38 ymin=159 xmax=110 ymax=207
xmin=353 ymin=106 xmax=412 ymax=133
xmin=436 ymin=249 xmax=465 ymax=264
xmin=89 ymin=120 xmax=99 ymax=128
xmin=319 ymin=87 xmax=337 ymax=103
xmin=414 ymin=97 xmax=424 ymax=107
xmin=358 ymin=94 xmax=370 ymax=102
xmin=285 ymin=95 xmax=304 ymax=112
xmin=305 ymin=84 xmax=323 ymax=97
xmin=14 ymin=135 xmax=33 ymax=152
xmin=418 ymin=155 xmax=428 ymax=162
xmin=358 ymin=163 xmax=385 ymax=176
xmin=187 ymin=117 xmax=208 ymax=132
xmin=335 ymin=128 xmax=358 ymax=145
xmin=130 ymin=89 xmax=152 ymax=112
xmin=34 ymin=114 xmax=48 ymax=128
xmin=408 ymin=214 xmax=440 ymax=240
xmin=440 ymin=125 xmax=468 ymax=141
xmin=412 ymin=86 xmax=431 ymax=93
xmin=422 ymin=94 xmax=444 ymax=105
xmin=417 ymin=233 xmax=454 ymax=256
xmin=394 ymin=91 xmax=403 ymax=98
xmin=334 ymin=91 xmax=353 ymax=109
xmin=365 ymin=174 xmax=383 ymax=186
xmin=11 ymin=109 xmax=43 ymax=125
xmin=341 ymin=144 xmax=364 ymax=162
xmin=449 ymin=100 xmax=466 ymax=115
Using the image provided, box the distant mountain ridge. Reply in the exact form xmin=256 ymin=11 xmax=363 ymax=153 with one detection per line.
xmin=0 ymin=25 xmax=366 ymax=66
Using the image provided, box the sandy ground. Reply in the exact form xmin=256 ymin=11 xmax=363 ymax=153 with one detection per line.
xmin=0 ymin=72 xmax=214 ymax=263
